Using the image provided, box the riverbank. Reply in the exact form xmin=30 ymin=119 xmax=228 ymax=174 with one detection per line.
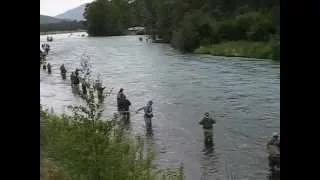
xmin=40 ymin=29 xmax=86 ymax=35
xmin=194 ymin=41 xmax=279 ymax=60
xmin=40 ymin=107 xmax=184 ymax=180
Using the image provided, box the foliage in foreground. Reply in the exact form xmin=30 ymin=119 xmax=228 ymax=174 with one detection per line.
xmin=40 ymin=108 xmax=184 ymax=180
xmin=194 ymin=41 xmax=279 ymax=60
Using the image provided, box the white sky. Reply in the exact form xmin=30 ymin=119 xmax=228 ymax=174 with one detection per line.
xmin=40 ymin=0 xmax=94 ymax=17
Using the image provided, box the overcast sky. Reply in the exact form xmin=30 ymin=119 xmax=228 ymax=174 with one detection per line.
xmin=40 ymin=0 xmax=93 ymax=16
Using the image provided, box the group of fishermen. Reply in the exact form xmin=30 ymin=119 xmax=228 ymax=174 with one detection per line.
xmin=116 ymin=88 xmax=154 ymax=126
xmin=41 ymin=43 xmax=50 ymax=55
xmin=41 ymin=41 xmax=279 ymax=171
xmin=40 ymin=43 xmax=52 ymax=74
xmin=68 ymin=67 xmax=106 ymax=102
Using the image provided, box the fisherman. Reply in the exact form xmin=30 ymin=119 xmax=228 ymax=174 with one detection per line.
xmin=81 ymin=81 xmax=88 ymax=95
xmin=45 ymin=44 xmax=50 ymax=54
xmin=117 ymin=88 xmax=126 ymax=111
xmin=94 ymin=79 xmax=102 ymax=91
xmin=199 ymin=112 xmax=216 ymax=146
xmin=70 ymin=72 xmax=76 ymax=85
xmin=40 ymin=51 xmax=43 ymax=64
xmin=119 ymin=97 xmax=131 ymax=122
xmin=75 ymin=68 xmax=80 ymax=77
xmin=267 ymin=132 xmax=280 ymax=171
xmin=60 ymin=64 xmax=67 ymax=79
xmin=47 ymin=63 xmax=52 ymax=74
xmin=74 ymin=73 xmax=80 ymax=85
xmin=42 ymin=62 xmax=47 ymax=70
xmin=267 ymin=132 xmax=280 ymax=147
xmin=97 ymin=85 xmax=105 ymax=102
xmin=136 ymin=100 xmax=153 ymax=128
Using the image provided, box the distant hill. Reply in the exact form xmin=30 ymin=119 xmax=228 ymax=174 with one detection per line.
xmin=55 ymin=4 xmax=87 ymax=21
xmin=40 ymin=15 xmax=63 ymax=24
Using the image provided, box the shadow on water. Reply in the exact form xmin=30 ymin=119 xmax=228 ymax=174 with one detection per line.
xmin=71 ymin=85 xmax=80 ymax=95
xmin=146 ymin=125 xmax=153 ymax=138
xmin=119 ymin=112 xmax=132 ymax=131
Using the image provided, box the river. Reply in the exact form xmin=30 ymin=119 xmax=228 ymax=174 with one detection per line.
xmin=40 ymin=33 xmax=280 ymax=180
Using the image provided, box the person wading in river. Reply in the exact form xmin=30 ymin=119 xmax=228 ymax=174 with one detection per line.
xmin=70 ymin=72 xmax=76 ymax=86
xmin=75 ymin=68 xmax=80 ymax=77
xmin=97 ymin=85 xmax=105 ymax=102
xmin=119 ymin=96 xmax=131 ymax=122
xmin=47 ymin=63 xmax=52 ymax=74
xmin=199 ymin=112 xmax=216 ymax=147
xmin=60 ymin=64 xmax=67 ymax=79
xmin=136 ymin=100 xmax=153 ymax=128
xmin=267 ymin=132 xmax=280 ymax=171
xmin=81 ymin=81 xmax=88 ymax=95
xmin=117 ymin=88 xmax=126 ymax=111
xmin=42 ymin=62 xmax=47 ymax=70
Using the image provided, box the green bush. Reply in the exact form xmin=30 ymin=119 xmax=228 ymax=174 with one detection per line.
xmin=270 ymin=33 xmax=280 ymax=61
xmin=247 ymin=17 xmax=275 ymax=41
xmin=40 ymin=109 xmax=184 ymax=180
xmin=171 ymin=12 xmax=201 ymax=52
xmin=40 ymin=85 xmax=184 ymax=180
xmin=194 ymin=41 xmax=275 ymax=60
xmin=213 ymin=11 xmax=276 ymax=42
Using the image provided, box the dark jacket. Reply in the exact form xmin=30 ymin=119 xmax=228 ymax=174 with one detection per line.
xmin=117 ymin=92 xmax=126 ymax=105
xmin=120 ymin=99 xmax=131 ymax=111
xmin=199 ymin=117 xmax=216 ymax=129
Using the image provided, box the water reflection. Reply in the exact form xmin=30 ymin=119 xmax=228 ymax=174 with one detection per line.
xmin=267 ymin=154 xmax=280 ymax=180
xmin=71 ymin=85 xmax=80 ymax=95
xmin=200 ymin=133 xmax=218 ymax=180
xmin=146 ymin=124 xmax=153 ymax=137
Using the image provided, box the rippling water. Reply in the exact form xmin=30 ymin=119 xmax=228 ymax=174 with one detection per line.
xmin=40 ymin=33 xmax=280 ymax=180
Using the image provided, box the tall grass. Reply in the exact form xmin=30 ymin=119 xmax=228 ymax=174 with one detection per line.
xmin=40 ymin=108 xmax=184 ymax=180
xmin=194 ymin=41 xmax=276 ymax=60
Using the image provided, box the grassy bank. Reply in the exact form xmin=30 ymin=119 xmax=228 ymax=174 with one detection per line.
xmin=40 ymin=108 xmax=184 ymax=180
xmin=194 ymin=41 xmax=279 ymax=60
xmin=40 ymin=29 xmax=86 ymax=35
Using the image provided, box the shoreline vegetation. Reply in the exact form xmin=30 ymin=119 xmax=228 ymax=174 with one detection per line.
xmin=40 ymin=107 xmax=184 ymax=180
xmin=40 ymin=29 xmax=86 ymax=35
xmin=81 ymin=0 xmax=280 ymax=61
xmin=40 ymin=79 xmax=184 ymax=180
xmin=194 ymin=40 xmax=279 ymax=60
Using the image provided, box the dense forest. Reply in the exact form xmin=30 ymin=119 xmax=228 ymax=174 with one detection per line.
xmin=84 ymin=0 xmax=280 ymax=59
xmin=40 ymin=20 xmax=87 ymax=32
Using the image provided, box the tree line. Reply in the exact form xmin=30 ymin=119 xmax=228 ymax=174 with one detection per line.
xmin=40 ymin=20 xmax=87 ymax=32
xmin=84 ymin=0 xmax=280 ymax=53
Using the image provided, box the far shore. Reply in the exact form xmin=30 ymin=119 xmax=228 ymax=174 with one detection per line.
xmin=40 ymin=29 xmax=87 ymax=35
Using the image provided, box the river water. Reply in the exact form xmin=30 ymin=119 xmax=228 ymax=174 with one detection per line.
xmin=40 ymin=33 xmax=280 ymax=180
